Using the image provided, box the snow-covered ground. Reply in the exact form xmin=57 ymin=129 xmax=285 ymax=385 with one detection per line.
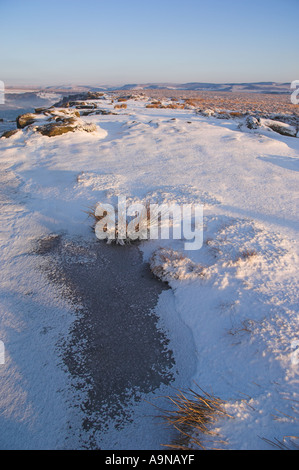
xmin=0 ymin=94 xmax=298 ymax=449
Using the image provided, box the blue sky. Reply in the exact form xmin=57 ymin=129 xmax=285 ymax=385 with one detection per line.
xmin=1 ymin=0 xmax=298 ymax=86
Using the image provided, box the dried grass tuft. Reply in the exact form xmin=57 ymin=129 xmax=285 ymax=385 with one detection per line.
xmin=261 ymin=436 xmax=299 ymax=450
xmin=114 ymin=103 xmax=127 ymax=109
xmin=85 ymin=202 xmax=154 ymax=244
xmin=236 ymin=249 xmax=257 ymax=262
xmin=184 ymin=98 xmax=203 ymax=107
xmin=153 ymin=385 xmax=232 ymax=450
xmin=150 ymin=248 xmax=206 ymax=282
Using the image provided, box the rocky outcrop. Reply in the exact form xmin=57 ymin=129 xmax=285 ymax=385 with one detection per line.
xmin=14 ymin=105 xmax=99 ymax=137
xmin=87 ymin=91 xmax=105 ymax=99
xmin=80 ymin=109 xmax=117 ymax=116
xmin=36 ymin=118 xmax=97 ymax=137
xmin=37 ymin=123 xmax=76 ymax=137
xmin=198 ymin=109 xmax=215 ymax=117
xmin=196 ymin=108 xmax=298 ymax=138
xmin=16 ymin=113 xmax=37 ymax=129
xmin=246 ymin=115 xmax=260 ymax=129
xmin=53 ymin=91 xmax=106 ymax=108
xmin=1 ymin=129 xmax=19 ymax=138
xmin=35 ymin=107 xmax=49 ymax=114
xmin=262 ymin=119 xmax=297 ymax=137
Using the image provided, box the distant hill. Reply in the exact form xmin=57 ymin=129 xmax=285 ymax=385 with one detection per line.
xmin=44 ymin=82 xmax=291 ymax=94
xmin=113 ymin=82 xmax=291 ymax=94
xmin=5 ymin=82 xmax=292 ymax=96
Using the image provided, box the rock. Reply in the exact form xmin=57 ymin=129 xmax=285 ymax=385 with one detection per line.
xmin=262 ymin=119 xmax=297 ymax=137
xmin=35 ymin=107 xmax=48 ymax=114
xmin=53 ymin=94 xmax=87 ymax=108
xmin=53 ymin=108 xmax=80 ymax=116
xmin=47 ymin=109 xmax=80 ymax=118
xmin=216 ymin=111 xmax=231 ymax=119
xmin=1 ymin=129 xmax=19 ymax=138
xmin=201 ymin=109 xmax=215 ymax=117
xmin=54 ymin=117 xmax=77 ymax=125
xmin=94 ymin=109 xmax=117 ymax=115
xmin=16 ymin=113 xmax=37 ymax=129
xmin=87 ymin=91 xmax=104 ymax=99
xmin=36 ymin=118 xmax=97 ymax=137
xmin=37 ymin=123 xmax=76 ymax=137
xmin=80 ymin=111 xmax=95 ymax=116
xmin=75 ymin=104 xmax=97 ymax=110
xmin=246 ymin=115 xmax=260 ymax=129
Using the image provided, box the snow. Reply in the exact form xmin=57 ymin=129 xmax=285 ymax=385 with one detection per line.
xmin=0 ymin=94 xmax=298 ymax=449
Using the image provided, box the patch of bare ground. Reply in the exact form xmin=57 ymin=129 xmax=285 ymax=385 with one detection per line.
xmin=131 ymin=89 xmax=299 ymax=116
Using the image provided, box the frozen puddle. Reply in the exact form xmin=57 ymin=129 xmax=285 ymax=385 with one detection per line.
xmin=35 ymin=235 xmax=175 ymax=447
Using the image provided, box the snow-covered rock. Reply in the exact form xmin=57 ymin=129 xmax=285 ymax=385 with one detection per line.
xmin=261 ymin=118 xmax=297 ymax=137
xmin=246 ymin=115 xmax=260 ymax=129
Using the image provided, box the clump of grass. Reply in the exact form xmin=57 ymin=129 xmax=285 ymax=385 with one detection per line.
xmin=85 ymin=204 xmax=124 ymax=242
xmin=85 ymin=202 xmax=153 ymax=244
xmin=146 ymin=100 xmax=166 ymax=109
xmin=229 ymin=111 xmax=245 ymax=117
xmin=227 ymin=319 xmax=254 ymax=336
xmin=261 ymin=436 xmax=299 ymax=450
xmin=236 ymin=249 xmax=257 ymax=262
xmin=261 ymin=404 xmax=299 ymax=450
xmin=85 ymin=205 xmax=107 ymax=224
xmin=155 ymin=386 xmax=231 ymax=449
xmin=150 ymin=249 xmax=186 ymax=280
xmin=184 ymin=98 xmax=203 ymax=107
xmin=150 ymin=248 xmax=206 ymax=282
xmin=114 ymin=103 xmax=127 ymax=109
xmin=146 ymin=103 xmax=161 ymax=108
xmin=166 ymin=103 xmax=185 ymax=109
